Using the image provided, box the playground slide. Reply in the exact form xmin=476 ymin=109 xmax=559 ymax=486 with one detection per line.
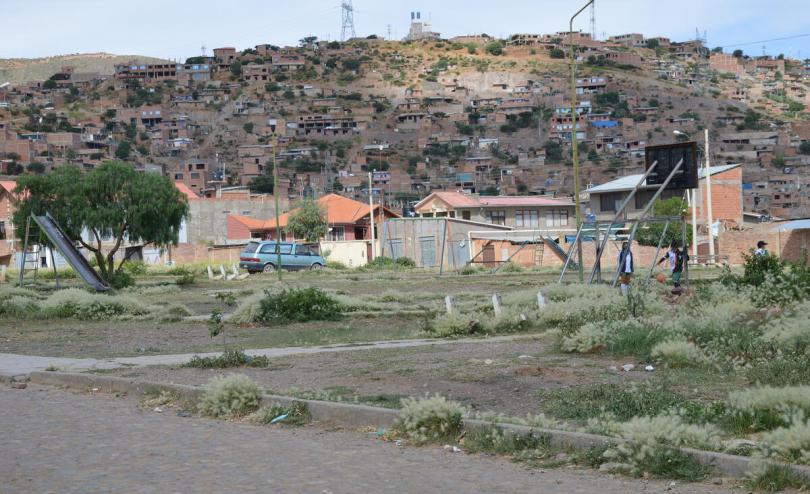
xmin=542 ymin=236 xmax=577 ymax=269
xmin=32 ymin=214 xmax=110 ymax=291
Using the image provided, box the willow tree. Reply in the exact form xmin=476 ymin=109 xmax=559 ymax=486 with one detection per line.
xmin=14 ymin=161 xmax=189 ymax=282
xmin=286 ymin=199 xmax=327 ymax=242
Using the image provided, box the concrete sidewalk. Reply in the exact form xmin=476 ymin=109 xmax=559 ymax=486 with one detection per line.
xmin=0 ymin=334 xmax=530 ymax=377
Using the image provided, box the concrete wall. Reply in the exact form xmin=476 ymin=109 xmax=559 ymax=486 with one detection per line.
xmin=186 ymin=199 xmax=279 ymax=244
xmin=380 ymin=218 xmax=511 ymax=270
xmin=718 ymin=223 xmax=810 ymax=265
xmin=170 ymin=244 xmax=245 ymax=265
xmin=321 ymin=240 xmax=369 ymax=267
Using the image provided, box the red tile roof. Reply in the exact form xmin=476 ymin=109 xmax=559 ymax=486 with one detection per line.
xmin=174 ymin=182 xmax=199 ymax=201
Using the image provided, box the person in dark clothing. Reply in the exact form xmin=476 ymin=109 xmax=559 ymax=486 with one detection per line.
xmin=618 ymin=241 xmax=633 ymax=296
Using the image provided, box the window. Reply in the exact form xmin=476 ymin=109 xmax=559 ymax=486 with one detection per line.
xmin=546 ymin=210 xmax=569 ymax=227
xmin=328 ymin=226 xmax=345 ymax=241
xmin=600 ymin=192 xmax=624 ymax=212
xmin=515 ymin=210 xmax=539 ymax=228
xmin=260 ymin=243 xmax=292 ymax=254
xmin=485 ymin=210 xmax=506 ymax=225
xmin=295 ymin=245 xmax=310 ymax=256
xmin=190 ymin=172 xmax=200 ymax=179
xmin=0 ymin=221 xmax=5 ymax=240
xmin=462 ymin=210 xmax=471 ymax=220
xmin=174 ymin=173 xmax=183 ymax=179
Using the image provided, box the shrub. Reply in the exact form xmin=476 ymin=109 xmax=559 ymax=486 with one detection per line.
xmin=121 ymin=261 xmax=148 ymax=276
xmin=230 ymin=291 xmax=266 ymax=324
xmin=184 ymin=349 xmax=271 ymax=369
xmin=602 ymin=414 xmax=718 ymax=480
xmin=363 ymin=256 xmax=415 ymax=271
xmin=249 ymin=401 xmax=311 ymax=426
xmin=39 ymin=288 xmax=150 ymax=320
xmin=397 ymin=395 xmax=465 ymax=444
xmin=760 ymin=302 xmax=810 ymax=351
xmin=539 ymin=381 xmax=688 ymax=421
xmin=107 ymin=270 xmax=135 ymax=289
xmin=464 ymin=426 xmax=551 ymax=456
xmin=0 ymin=286 xmax=43 ymax=318
xmin=394 ymin=256 xmax=416 ymax=268
xmin=746 ymin=352 xmax=810 ymax=386
xmin=759 ymin=416 xmax=810 ymax=465
xmin=156 ymin=303 xmax=192 ymax=322
xmin=257 ymin=287 xmax=343 ymax=324
xmin=745 ymin=462 xmax=808 ymax=491
xmin=423 ymin=313 xmax=482 ymax=338
xmin=197 ymin=374 xmax=261 ymax=418
xmin=500 ymin=261 xmax=522 ymax=273
xmin=172 ymin=267 xmax=197 ymax=286
xmin=651 ymin=339 xmax=712 ymax=368
xmin=727 ymin=386 xmax=810 ymax=432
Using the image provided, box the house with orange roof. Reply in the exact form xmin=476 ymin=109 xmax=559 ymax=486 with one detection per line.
xmin=226 ymin=193 xmax=400 ymax=242
xmin=414 ymin=191 xmax=575 ymax=229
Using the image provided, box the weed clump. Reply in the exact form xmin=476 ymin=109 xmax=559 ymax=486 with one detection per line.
xmin=198 ymin=374 xmax=261 ymax=419
xmin=397 ymin=395 xmax=465 ymax=445
xmin=745 ymin=462 xmax=808 ymax=492
xmin=257 ymin=287 xmax=343 ymax=324
xmin=249 ymin=401 xmax=311 ymax=426
xmin=651 ymin=339 xmax=712 ymax=368
xmin=464 ymin=426 xmax=552 ymax=459
xmin=423 ymin=313 xmax=482 ymax=338
xmin=727 ymin=385 xmax=810 ymax=432
xmin=39 ymin=288 xmax=149 ymax=320
xmin=184 ymin=349 xmax=270 ymax=369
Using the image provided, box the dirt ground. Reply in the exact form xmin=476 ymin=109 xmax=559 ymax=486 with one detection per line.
xmin=91 ymin=335 xmax=666 ymax=418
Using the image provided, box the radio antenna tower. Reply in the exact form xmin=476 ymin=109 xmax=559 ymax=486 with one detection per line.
xmin=341 ymin=1 xmax=356 ymax=41
xmin=590 ymin=2 xmax=596 ymax=40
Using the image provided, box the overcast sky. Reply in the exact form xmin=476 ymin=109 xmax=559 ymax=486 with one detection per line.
xmin=3 ymin=0 xmax=809 ymax=60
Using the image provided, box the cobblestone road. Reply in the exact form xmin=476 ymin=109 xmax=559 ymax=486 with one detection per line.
xmin=1 ymin=386 xmax=734 ymax=494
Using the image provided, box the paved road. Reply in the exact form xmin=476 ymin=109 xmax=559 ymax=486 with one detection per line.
xmin=0 ymin=335 xmax=530 ymax=376
xmin=1 ymin=385 xmax=733 ymax=494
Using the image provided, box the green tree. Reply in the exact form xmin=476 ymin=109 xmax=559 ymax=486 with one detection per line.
xmin=43 ymin=79 xmax=57 ymax=90
xmin=26 ymin=162 xmax=46 ymax=174
xmin=286 ymin=199 xmax=327 ymax=242
xmin=115 ymin=141 xmax=132 ymax=160
xmin=13 ymin=162 xmax=189 ymax=283
xmin=230 ymin=61 xmax=242 ymax=77
xmin=65 ymin=148 xmax=77 ymax=161
xmin=283 ymin=89 xmax=295 ymax=100
xmin=543 ymin=141 xmax=563 ymax=163
xmin=635 ymin=198 xmax=692 ymax=248
xmin=485 ymin=41 xmax=504 ymax=56
xmin=645 ymin=39 xmax=659 ymax=49
xmin=550 ymin=48 xmax=566 ymax=59
xmin=248 ymin=174 xmax=274 ymax=194
xmin=732 ymin=49 xmax=744 ymax=58
xmin=243 ymin=122 xmax=254 ymax=133
xmin=587 ymin=149 xmax=599 ymax=162
xmin=799 ymin=141 xmax=810 ymax=155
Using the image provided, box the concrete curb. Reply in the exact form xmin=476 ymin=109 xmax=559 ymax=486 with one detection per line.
xmin=21 ymin=371 xmax=810 ymax=481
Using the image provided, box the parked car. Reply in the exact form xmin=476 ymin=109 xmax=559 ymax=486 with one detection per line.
xmin=239 ymin=241 xmax=325 ymax=273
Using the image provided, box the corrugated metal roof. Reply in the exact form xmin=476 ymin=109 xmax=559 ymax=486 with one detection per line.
xmin=585 ymin=164 xmax=740 ymax=194
xmin=774 ymin=219 xmax=810 ymax=232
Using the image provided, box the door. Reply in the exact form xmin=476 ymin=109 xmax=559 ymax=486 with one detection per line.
xmin=482 ymin=242 xmax=495 ymax=268
xmin=293 ymin=244 xmax=312 ymax=270
xmin=419 ymin=236 xmax=436 ymax=268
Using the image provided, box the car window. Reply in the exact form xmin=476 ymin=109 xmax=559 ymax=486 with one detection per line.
xmin=243 ymin=241 xmax=260 ymax=254
xmin=259 ymin=243 xmax=292 ymax=254
xmin=295 ymin=245 xmax=310 ymax=256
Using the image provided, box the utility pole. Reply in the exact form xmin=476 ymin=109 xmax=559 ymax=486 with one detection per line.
xmin=341 ymin=1 xmax=356 ymax=42
xmin=368 ymin=171 xmax=376 ymax=261
xmin=690 ymin=189 xmax=698 ymax=259
xmin=704 ymin=128 xmax=715 ymax=263
xmin=569 ymin=0 xmax=594 ymax=282
xmin=272 ymin=134 xmax=282 ymax=281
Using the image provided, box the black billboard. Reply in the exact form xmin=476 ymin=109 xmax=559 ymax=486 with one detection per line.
xmin=645 ymin=141 xmax=699 ymax=190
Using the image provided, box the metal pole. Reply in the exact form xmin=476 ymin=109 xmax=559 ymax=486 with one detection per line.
xmin=647 ymin=221 xmax=670 ymax=280
xmin=569 ymin=0 xmax=594 ymax=283
xmin=610 ymin=159 xmax=685 ymax=287
xmin=438 ymin=219 xmax=447 ymax=275
xmin=682 ymin=218 xmax=689 ymax=287
xmin=690 ymin=189 xmax=698 ymax=259
xmin=558 ymin=223 xmax=585 ymax=283
xmin=587 ymin=160 xmax=660 ymax=283
xmin=704 ymin=128 xmax=715 ymax=264
xmin=368 ymin=171 xmax=375 ymax=261
xmin=273 ymin=135 xmax=282 ymax=281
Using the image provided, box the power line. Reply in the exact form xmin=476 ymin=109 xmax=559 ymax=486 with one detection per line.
xmin=722 ymin=33 xmax=810 ymax=48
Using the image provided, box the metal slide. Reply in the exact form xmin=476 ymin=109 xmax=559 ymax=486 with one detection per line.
xmin=542 ymin=236 xmax=577 ymax=268
xmin=31 ymin=214 xmax=110 ymax=291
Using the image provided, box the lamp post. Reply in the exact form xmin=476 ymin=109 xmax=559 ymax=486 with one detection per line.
xmin=569 ymin=0 xmax=594 ymax=282
xmin=674 ymin=129 xmax=713 ymax=262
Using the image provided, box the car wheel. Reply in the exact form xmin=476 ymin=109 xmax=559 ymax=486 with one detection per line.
xmin=262 ymin=263 xmax=276 ymax=273
xmin=310 ymin=263 xmax=323 ymax=270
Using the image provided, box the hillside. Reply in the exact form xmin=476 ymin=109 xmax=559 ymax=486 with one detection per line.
xmin=0 ymin=53 xmax=169 ymax=84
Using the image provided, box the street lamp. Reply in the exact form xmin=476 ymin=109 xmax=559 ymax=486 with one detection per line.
xmin=569 ymin=0 xmax=594 ymax=282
